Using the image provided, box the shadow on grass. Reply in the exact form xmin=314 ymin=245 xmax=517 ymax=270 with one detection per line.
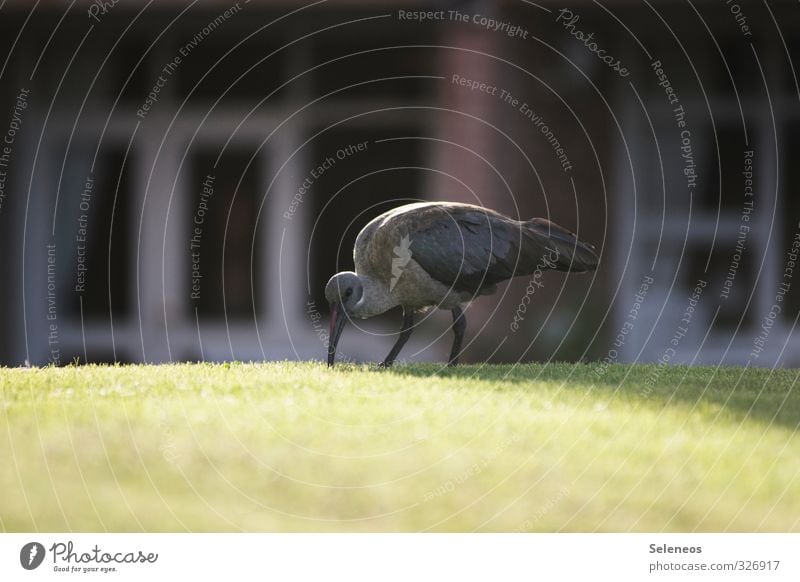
xmin=370 ymin=362 xmax=800 ymax=431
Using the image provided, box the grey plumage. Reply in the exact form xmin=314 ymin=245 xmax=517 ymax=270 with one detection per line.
xmin=325 ymin=201 xmax=599 ymax=367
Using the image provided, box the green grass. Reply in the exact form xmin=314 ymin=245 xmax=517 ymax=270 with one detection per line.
xmin=1 ymin=362 xmax=799 ymax=532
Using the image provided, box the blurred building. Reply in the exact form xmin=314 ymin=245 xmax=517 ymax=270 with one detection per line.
xmin=0 ymin=0 xmax=799 ymax=366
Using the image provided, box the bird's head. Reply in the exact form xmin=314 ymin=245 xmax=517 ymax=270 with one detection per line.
xmin=324 ymin=271 xmax=363 ymax=367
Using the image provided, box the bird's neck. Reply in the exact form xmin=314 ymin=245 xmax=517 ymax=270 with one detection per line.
xmin=352 ymin=274 xmax=398 ymax=319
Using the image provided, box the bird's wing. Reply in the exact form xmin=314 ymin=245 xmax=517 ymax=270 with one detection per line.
xmin=524 ymin=218 xmax=599 ymax=273
xmin=408 ymin=207 xmax=598 ymax=294
xmin=408 ymin=208 xmax=528 ymax=294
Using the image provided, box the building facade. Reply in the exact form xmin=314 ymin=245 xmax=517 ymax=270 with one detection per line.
xmin=0 ymin=0 xmax=798 ymax=367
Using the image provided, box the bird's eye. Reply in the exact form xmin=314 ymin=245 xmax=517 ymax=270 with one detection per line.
xmin=345 ymin=288 xmax=353 ymax=297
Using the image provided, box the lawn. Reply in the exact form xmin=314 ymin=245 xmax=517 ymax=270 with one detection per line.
xmin=1 ymin=362 xmax=798 ymax=532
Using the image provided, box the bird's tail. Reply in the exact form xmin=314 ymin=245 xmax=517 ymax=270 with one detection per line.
xmin=524 ymin=218 xmax=599 ymax=273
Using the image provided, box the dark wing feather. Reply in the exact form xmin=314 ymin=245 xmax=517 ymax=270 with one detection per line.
xmin=524 ymin=218 xmax=600 ymax=273
xmin=409 ymin=209 xmax=530 ymax=294
xmin=410 ymin=209 xmax=598 ymax=294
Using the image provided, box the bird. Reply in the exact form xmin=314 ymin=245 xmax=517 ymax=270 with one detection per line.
xmin=325 ymin=201 xmax=599 ymax=367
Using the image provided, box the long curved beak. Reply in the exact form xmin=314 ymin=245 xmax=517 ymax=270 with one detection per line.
xmin=327 ymin=302 xmax=347 ymax=367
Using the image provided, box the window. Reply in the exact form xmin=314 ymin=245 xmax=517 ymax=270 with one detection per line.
xmin=616 ymin=28 xmax=796 ymax=365
xmin=188 ymin=145 xmax=263 ymax=319
xmin=56 ymin=143 xmax=133 ymax=322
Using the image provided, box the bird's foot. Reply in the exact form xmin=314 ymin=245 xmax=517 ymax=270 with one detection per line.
xmin=447 ymin=358 xmax=459 ymax=367
xmin=378 ymin=360 xmax=395 ymax=369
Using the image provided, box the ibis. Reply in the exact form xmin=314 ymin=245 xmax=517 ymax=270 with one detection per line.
xmin=325 ymin=202 xmax=599 ymax=367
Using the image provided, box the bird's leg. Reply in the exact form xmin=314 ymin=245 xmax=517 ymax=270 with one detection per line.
xmin=380 ymin=310 xmax=416 ymax=368
xmin=448 ymin=307 xmax=466 ymax=366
